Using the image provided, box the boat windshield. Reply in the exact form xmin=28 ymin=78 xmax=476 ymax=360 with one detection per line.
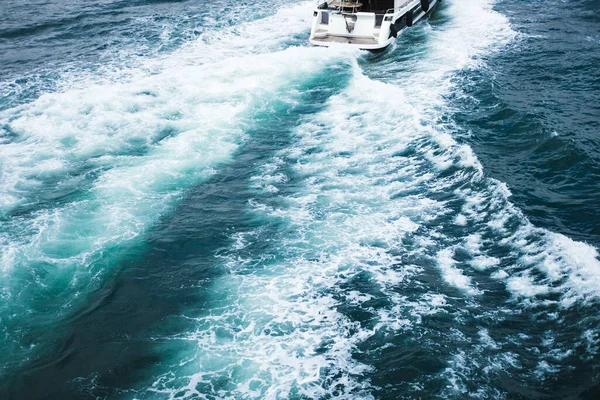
xmin=360 ymin=0 xmax=395 ymax=13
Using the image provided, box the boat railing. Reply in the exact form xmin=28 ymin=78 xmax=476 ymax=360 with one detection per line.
xmin=316 ymin=0 xmax=413 ymax=15
xmin=385 ymin=0 xmax=415 ymax=15
xmin=315 ymin=1 xmax=375 ymax=12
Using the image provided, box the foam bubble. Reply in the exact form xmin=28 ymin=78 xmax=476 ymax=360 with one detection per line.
xmin=437 ymin=249 xmax=482 ymax=295
xmin=506 ymin=275 xmax=550 ymax=297
xmin=478 ymin=328 xmax=500 ymax=350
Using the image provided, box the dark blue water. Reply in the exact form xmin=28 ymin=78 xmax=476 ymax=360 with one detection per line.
xmin=1 ymin=1 xmax=600 ymax=399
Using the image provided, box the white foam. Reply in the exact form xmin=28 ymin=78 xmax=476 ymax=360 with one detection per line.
xmin=506 ymin=275 xmax=550 ymax=297
xmin=157 ymin=2 xmax=315 ymax=68
xmin=463 ymin=234 xmax=500 ymax=271
xmin=546 ymin=233 xmax=600 ymax=305
xmin=437 ymin=249 xmax=482 ymax=295
xmin=0 ymin=2 xmax=316 ymax=105
xmin=478 ymin=328 xmax=500 ymax=350
xmin=455 ymin=179 xmax=600 ymax=306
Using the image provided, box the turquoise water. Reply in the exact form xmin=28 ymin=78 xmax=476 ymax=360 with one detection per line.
xmin=1 ymin=0 xmax=599 ymax=398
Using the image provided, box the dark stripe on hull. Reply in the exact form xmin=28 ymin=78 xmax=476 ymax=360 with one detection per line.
xmin=382 ymin=0 xmax=440 ymax=49
xmin=397 ymin=0 xmax=439 ymax=28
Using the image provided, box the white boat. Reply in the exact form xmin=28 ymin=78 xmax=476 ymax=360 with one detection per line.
xmin=309 ymin=0 xmax=440 ymax=51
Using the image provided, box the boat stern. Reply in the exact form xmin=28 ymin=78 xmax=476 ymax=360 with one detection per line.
xmin=309 ymin=4 xmax=394 ymax=50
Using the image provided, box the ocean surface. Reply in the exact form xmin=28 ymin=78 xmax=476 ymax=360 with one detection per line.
xmin=1 ymin=0 xmax=600 ymax=398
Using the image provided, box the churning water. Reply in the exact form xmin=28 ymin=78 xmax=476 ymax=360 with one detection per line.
xmin=1 ymin=0 xmax=599 ymax=398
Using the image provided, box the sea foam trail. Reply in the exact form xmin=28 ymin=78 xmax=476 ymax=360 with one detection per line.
xmin=0 ymin=1 xmax=344 ymax=373
xmin=0 ymin=1 xmax=315 ymax=110
xmin=140 ymin=1 xmax=600 ymax=398
xmin=0 ymin=1 xmax=315 ymax=216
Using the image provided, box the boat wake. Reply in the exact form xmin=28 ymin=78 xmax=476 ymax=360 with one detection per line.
xmin=131 ymin=1 xmax=600 ymax=399
xmin=1 ymin=0 xmax=599 ymax=398
xmin=0 ymin=1 xmax=351 ymax=375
